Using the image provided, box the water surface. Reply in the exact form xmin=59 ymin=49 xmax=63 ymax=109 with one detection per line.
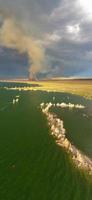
xmin=0 ymin=84 xmax=92 ymax=199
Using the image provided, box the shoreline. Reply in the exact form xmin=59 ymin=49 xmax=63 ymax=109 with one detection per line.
xmin=1 ymin=84 xmax=92 ymax=100
xmin=0 ymin=79 xmax=92 ymax=100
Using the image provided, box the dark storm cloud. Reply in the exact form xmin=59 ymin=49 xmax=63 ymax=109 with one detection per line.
xmin=0 ymin=47 xmax=29 ymax=78
xmin=44 ymin=0 xmax=92 ymax=77
xmin=0 ymin=0 xmax=92 ymax=78
xmin=0 ymin=0 xmax=61 ymax=37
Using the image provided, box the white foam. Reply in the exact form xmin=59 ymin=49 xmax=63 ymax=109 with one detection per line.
xmin=42 ymin=102 xmax=85 ymax=109
xmin=53 ymin=97 xmax=55 ymax=101
xmin=16 ymin=98 xmax=19 ymax=103
xmin=56 ymin=102 xmax=85 ymax=109
xmin=16 ymin=95 xmax=20 ymax=98
xmin=13 ymin=99 xmax=16 ymax=104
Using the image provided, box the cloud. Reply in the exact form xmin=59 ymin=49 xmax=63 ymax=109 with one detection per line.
xmin=0 ymin=0 xmax=92 ymax=78
xmin=66 ymin=24 xmax=80 ymax=34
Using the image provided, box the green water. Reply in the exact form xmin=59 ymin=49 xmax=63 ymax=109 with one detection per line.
xmin=0 ymin=85 xmax=92 ymax=199
xmin=52 ymin=94 xmax=92 ymax=159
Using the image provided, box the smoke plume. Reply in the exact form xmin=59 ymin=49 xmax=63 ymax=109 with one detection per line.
xmin=0 ymin=18 xmax=45 ymax=79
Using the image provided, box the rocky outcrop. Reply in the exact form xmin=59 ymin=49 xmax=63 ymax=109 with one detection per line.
xmin=40 ymin=102 xmax=92 ymax=175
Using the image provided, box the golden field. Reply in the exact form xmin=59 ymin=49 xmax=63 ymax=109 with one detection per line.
xmin=3 ymin=79 xmax=92 ymax=100
xmin=27 ymin=80 xmax=92 ymax=99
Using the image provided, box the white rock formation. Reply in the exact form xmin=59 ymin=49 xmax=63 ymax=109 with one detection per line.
xmin=40 ymin=102 xmax=92 ymax=175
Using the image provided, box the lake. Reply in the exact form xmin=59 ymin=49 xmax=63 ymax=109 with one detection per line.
xmin=0 ymin=82 xmax=92 ymax=200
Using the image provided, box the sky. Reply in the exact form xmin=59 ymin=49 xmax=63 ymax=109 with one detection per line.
xmin=0 ymin=0 xmax=92 ymax=79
